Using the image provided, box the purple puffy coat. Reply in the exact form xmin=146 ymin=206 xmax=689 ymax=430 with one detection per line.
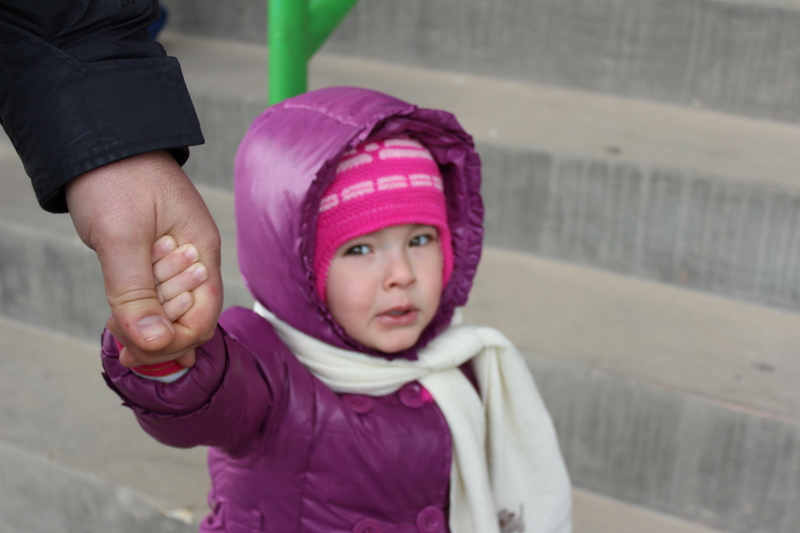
xmin=102 ymin=87 xmax=484 ymax=533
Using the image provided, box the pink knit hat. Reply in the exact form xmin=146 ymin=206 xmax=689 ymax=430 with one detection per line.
xmin=314 ymin=137 xmax=453 ymax=301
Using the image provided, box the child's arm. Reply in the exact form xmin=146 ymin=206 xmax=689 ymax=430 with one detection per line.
xmin=101 ymin=317 xmax=289 ymax=450
xmin=101 ymin=237 xmax=285 ymax=450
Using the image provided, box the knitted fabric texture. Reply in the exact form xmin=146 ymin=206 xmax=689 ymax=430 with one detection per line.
xmin=314 ymin=137 xmax=453 ymax=301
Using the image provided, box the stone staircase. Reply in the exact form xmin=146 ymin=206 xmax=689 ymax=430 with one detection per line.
xmin=2 ymin=0 xmax=799 ymax=531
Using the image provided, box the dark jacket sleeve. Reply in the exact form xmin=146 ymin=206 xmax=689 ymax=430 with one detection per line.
xmin=0 ymin=0 xmax=204 ymax=213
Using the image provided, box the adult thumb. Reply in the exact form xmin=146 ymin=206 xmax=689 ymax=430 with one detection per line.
xmin=99 ymin=232 xmax=177 ymax=355
xmin=65 ymin=153 xmax=179 ymax=358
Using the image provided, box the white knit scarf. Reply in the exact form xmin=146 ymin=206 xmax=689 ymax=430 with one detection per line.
xmin=254 ymin=303 xmax=572 ymax=533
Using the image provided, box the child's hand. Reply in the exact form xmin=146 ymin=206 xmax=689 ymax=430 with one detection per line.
xmin=151 ymin=235 xmax=208 ymax=321
xmin=116 ymin=236 xmax=208 ymax=369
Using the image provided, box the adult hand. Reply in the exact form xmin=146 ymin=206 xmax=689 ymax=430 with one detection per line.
xmin=66 ymin=151 xmax=222 ymax=368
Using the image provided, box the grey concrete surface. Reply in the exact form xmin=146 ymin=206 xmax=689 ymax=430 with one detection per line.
xmin=0 ymin=442 xmax=195 ymax=533
xmin=571 ymin=488 xmax=729 ymax=533
xmin=479 ymin=144 xmax=800 ymax=313
xmin=168 ymin=32 xmax=800 ymax=191
xmin=466 ymin=247 xmax=800 ymax=422
xmin=162 ymin=0 xmax=800 ymax=123
xmin=0 ymin=319 xmax=210 ymax=521
xmin=531 ymin=353 xmax=800 ymax=533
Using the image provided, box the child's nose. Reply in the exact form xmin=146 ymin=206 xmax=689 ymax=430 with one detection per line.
xmin=383 ymin=249 xmax=416 ymax=289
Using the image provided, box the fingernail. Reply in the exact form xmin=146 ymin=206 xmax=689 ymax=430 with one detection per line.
xmin=137 ymin=315 xmax=174 ymax=342
xmin=179 ymin=292 xmax=193 ymax=306
xmin=192 ymin=263 xmax=208 ymax=281
xmin=184 ymin=245 xmax=199 ymax=262
xmin=155 ymin=236 xmax=177 ymax=252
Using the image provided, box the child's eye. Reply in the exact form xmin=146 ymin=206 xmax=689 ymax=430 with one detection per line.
xmin=344 ymin=244 xmax=371 ymax=256
xmin=409 ymin=234 xmax=434 ymax=247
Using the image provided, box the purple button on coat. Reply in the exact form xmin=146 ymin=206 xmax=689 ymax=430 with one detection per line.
xmin=353 ymin=518 xmax=384 ymax=533
xmin=399 ymin=382 xmax=427 ymax=408
xmin=342 ymin=394 xmax=375 ymax=414
xmin=101 ymin=87 xmax=485 ymax=533
xmin=416 ymin=506 xmax=446 ymax=533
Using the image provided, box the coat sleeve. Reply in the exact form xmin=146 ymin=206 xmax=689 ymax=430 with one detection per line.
xmin=0 ymin=0 xmax=204 ymax=213
xmin=100 ymin=310 xmax=294 ymax=452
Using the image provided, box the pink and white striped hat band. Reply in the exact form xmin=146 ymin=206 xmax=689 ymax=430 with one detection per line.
xmin=314 ymin=136 xmax=454 ymax=301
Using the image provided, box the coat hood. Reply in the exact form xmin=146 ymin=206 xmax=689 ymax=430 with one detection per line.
xmin=234 ymin=87 xmax=483 ymax=359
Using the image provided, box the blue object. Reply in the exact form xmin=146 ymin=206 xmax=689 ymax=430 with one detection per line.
xmin=147 ymin=5 xmax=168 ymax=40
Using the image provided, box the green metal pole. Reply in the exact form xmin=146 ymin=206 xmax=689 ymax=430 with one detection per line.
xmin=268 ymin=0 xmax=359 ymax=105
xmin=268 ymin=0 xmax=308 ymax=105
xmin=307 ymin=0 xmax=360 ymax=58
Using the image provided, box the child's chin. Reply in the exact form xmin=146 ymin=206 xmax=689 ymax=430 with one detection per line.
xmin=366 ymin=333 xmax=421 ymax=355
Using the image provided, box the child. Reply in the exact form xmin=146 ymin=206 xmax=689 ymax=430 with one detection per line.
xmin=102 ymin=87 xmax=572 ymax=533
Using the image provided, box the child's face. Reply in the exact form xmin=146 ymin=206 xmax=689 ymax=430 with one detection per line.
xmin=326 ymin=224 xmax=443 ymax=353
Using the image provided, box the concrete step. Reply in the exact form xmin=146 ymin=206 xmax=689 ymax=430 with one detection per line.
xmin=470 ymin=249 xmax=800 ymax=533
xmin=0 ymin=318 xmax=208 ymax=531
xmin=161 ymin=0 xmax=800 ymax=123
xmin=0 ymin=441 xmax=196 ymax=533
xmin=0 ymin=317 xmax=734 ymax=533
xmin=164 ymin=32 xmax=800 ymax=313
xmin=2 ymin=141 xmax=798 ymax=531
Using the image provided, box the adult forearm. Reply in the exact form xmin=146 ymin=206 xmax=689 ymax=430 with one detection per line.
xmin=0 ymin=0 xmax=203 ymax=212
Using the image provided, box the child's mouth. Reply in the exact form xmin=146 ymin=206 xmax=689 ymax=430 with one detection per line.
xmin=378 ymin=306 xmax=418 ymax=325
